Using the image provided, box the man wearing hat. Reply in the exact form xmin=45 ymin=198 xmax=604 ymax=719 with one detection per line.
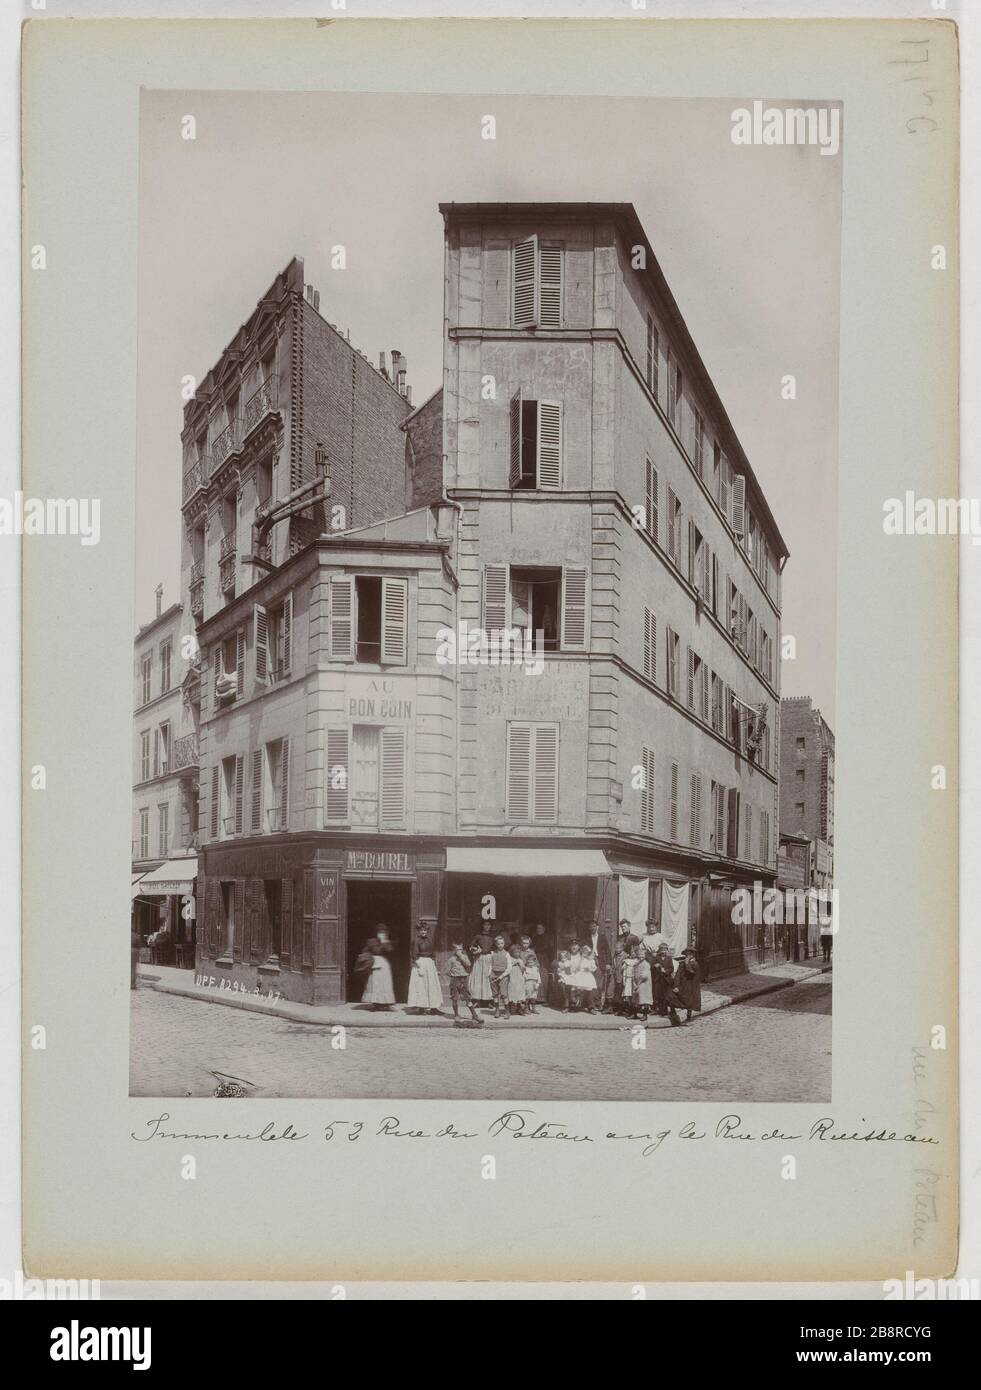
xmin=673 ymin=947 xmax=702 ymax=1023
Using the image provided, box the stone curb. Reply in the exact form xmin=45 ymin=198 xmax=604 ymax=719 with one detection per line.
xmin=139 ymin=961 xmax=831 ymax=1031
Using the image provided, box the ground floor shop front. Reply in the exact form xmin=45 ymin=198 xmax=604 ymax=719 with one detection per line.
xmin=194 ymin=835 xmax=779 ymax=1006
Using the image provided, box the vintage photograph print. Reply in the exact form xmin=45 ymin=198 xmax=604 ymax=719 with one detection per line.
xmin=130 ymin=92 xmax=840 ymax=1102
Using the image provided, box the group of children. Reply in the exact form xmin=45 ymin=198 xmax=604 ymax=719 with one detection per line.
xmin=357 ymin=921 xmax=702 ymax=1027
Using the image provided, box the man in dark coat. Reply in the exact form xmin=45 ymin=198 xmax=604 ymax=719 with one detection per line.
xmin=588 ymin=919 xmax=614 ymax=1010
xmin=653 ymin=947 xmax=683 ymax=1026
xmin=674 ymin=948 xmax=702 ymax=1022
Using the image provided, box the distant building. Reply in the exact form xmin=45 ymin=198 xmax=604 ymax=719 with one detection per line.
xmin=131 ymin=587 xmax=199 ymax=965
xmin=779 ymin=695 xmax=835 ymax=846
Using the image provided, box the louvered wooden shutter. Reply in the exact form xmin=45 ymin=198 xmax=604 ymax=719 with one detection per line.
xmin=511 ymin=235 xmax=537 ymax=327
xmin=643 ymin=607 xmax=656 ymax=682
xmin=641 ymin=747 xmax=655 ymax=833
xmin=532 ymin=724 xmax=558 ymax=823
xmin=731 ymin=473 xmax=746 ymax=536
xmin=482 ymin=564 xmax=509 ymax=635
xmin=380 ymin=727 xmax=406 ymax=826
xmin=687 ymin=647 xmax=695 ymax=710
xmin=328 ymin=576 xmax=354 ymax=660
xmin=506 ymin=723 xmax=531 ymax=821
xmin=645 ymin=457 xmax=658 ymax=543
xmin=234 ymin=753 xmax=244 ymax=834
xmin=277 ymin=736 xmax=289 ymax=830
xmin=281 ymin=877 xmax=293 ymax=965
xmin=253 ymin=605 xmax=268 ymax=683
xmin=667 ymin=629 xmax=677 ymax=698
xmin=561 ymin=566 xmax=587 ymax=651
xmin=720 ymin=454 xmax=730 ymax=517
xmin=688 ymin=520 xmax=696 ymax=585
xmin=537 ymin=402 xmax=562 ymax=489
xmin=509 ymin=388 xmax=522 ymax=488
xmin=325 ymin=728 xmax=350 ymax=823
xmin=726 ymin=788 xmax=740 ymax=858
xmin=690 ymin=773 xmax=701 ymax=847
xmin=235 ymin=628 xmax=245 ymax=696
xmin=381 ymin=577 xmax=408 ymax=665
xmin=539 ymin=244 xmax=562 ymax=327
xmin=282 ymin=592 xmax=293 ymax=674
xmin=233 ymin=880 xmax=245 ymax=961
xmin=210 ymin=764 xmax=219 ymax=840
xmin=701 ymin=662 xmax=709 ymax=721
xmin=744 ymin=805 xmax=752 ymax=861
xmin=670 ymin=761 xmax=679 ymax=842
xmin=251 ymin=748 xmax=263 ymax=832
xmin=667 ymin=489 xmax=676 ymax=563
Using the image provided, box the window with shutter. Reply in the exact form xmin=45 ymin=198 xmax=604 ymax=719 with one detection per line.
xmin=509 ymin=388 xmax=522 ymax=488
xmin=536 ymin=402 xmax=562 ymax=489
xmin=539 ymin=244 xmax=562 ymax=328
xmin=325 ymin=728 xmax=350 ymax=823
xmin=511 ymin=235 xmax=537 ymax=328
xmin=687 ymin=647 xmax=695 ymax=710
xmin=701 ymin=662 xmax=709 ymax=722
xmin=210 ymin=765 xmax=219 ymax=840
xmin=235 ymin=629 xmax=245 ymax=696
xmin=641 ymin=747 xmax=655 ymax=834
xmin=506 ymin=723 xmax=531 ymax=821
xmin=254 ymin=605 xmax=268 ymax=683
xmin=234 ymin=753 xmax=244 ymax=835
xmin=690 ymin=772 xmax=702 ymax=847
xmin=669 ymin=760 xmax=680 ymax=842
xmin=328 ymin=576 xmax=354 ymax=660
xmin=645 ymin=457 xmax=658 ymax=543
xmin=279 ymin=736 xmax=290 ymax=831
xmin=251 ymin=749 xmax=262 ymax=832
xmin=688 ymin=519 xmax=696 ymax=586
xmin=380 ymin=727 xmax=406 ymax=827
xmin=560 ymin=567 xmax=587 ymax=651
xmin=482 ymin=564 xmax=509 ymax=635
xmin=715 ymin=783 xmax=726 ymax=853
xmin=666 ymin=628 xmax=679 ymax=700
xmin=667 ymin=488 xmax=676 ymax=562
xmin=533 ymin=724 xmax=559 ymax=823
xmin=506 ymin=722 xmax=559 ymax=823
xmin=646 ymin=315 xmax=658 ymax=397
xmin=643 ymin=607 xmax=656 ymax=682
xmin=381 ymin=577 xmax=408 ymax=665
xmin=726 ymin=788 xmax=740 ymax=858
xmin=281 ymin=592 xmax=293 ymax=675
xmin=744 ymin=805 xmax=752 ymax=860
xmin=731 ymin=473 xmax=746 ymax=537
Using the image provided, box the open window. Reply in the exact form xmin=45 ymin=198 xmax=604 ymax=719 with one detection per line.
xmin=328 ymin=575 xmax=407 ymax=665
xmin=509 ymin=391 xmax=562 ymax=490
xmin=481 ymin=563 xmax=587 ymax=653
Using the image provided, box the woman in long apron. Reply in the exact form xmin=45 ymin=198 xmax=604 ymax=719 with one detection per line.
xmin=407 ymin=924 xmax=444 ymax=1014
xmin=361 ymin=931 xmax=395 ymax=1010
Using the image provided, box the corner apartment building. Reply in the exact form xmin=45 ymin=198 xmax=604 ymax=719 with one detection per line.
xmin=440 ymin=202 xmax=788 ymax=978
xmin=185 ymin=258 xmax=451 ymax=1003
xmin=131 ymin=588 xmax=199 ymax=962
xmin=184 ymin=206 xmax=789 ymax=1002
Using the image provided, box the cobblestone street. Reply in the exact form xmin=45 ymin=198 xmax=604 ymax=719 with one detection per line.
xmin=130 ymin=975 xmax=831 ymax=1102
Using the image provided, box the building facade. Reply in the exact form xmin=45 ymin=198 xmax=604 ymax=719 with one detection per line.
xmin=132 ymin=589 xmax=199 ymax=963
xmin=186 ymin=205 xmax=790 ymax=1003
xmin=779 ymin=695 xmax=835 ymax=847
xmin=440 ymin=202 xmax=788 ymax=978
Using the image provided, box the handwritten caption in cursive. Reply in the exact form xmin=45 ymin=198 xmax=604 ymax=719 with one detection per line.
xmin=131 ymin=1110 xmax=940 ymax=1160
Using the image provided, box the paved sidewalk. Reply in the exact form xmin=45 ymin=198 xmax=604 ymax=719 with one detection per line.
xmin=138 ymin=956 xmax=832 ymax=1030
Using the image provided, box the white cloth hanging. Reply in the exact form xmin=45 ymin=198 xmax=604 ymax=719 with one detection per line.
xmin=618 ymin=875 xmax=649 ymax=935
xmin=661 ymin=880 xmax=691 ymax=957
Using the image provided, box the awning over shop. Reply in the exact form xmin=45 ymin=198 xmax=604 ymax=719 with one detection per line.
xmin=445 ymin=847 xmax=611 ymax=878
xmin=135 ymin=857 xmax=198 ymax=895
xmin=131 ymin=873 xmax=147 ymax=900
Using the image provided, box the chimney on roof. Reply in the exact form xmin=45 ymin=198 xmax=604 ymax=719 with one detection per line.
xmin=313 ymin=289 xmax=320 ymax=312
xmin=155 ymin=583 xmax=163 ymax=618
xmin=391 ymin=348 xmax=407 ymax=396
xmin=378 ymin=351 xmax=388 ymax=379
xmin=405 ymin=385 xmax=412 ymax=406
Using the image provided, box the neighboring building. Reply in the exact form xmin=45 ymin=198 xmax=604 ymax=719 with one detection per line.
xmin=186 ymin=204 xmax=789 ymax=1003
xmin=132 ymin=586 xmax=199 ymax=965
xmin=439 ymin=202 xmax=788 ymax=979
xmin=779 ymin=695 xmax=835 ymax=847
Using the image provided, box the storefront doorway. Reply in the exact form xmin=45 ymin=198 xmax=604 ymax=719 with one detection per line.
xmin=345 ymin=879 xmax=412 ymax=1002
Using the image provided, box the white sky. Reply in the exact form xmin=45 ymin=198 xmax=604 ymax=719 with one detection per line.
xmin=137 ymin=91 xmax=840 ymax=722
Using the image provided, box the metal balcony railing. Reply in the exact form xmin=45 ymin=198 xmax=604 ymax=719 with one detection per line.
xmin=212 ymin=419 xmax=240 ymax=467
xmin=190 ymin=560 xmax=204 ymax=585
xmin=243 ymin=374 xmax=279 ymax=437
xmin=172 ymin=732 xmax=199 ymax=772
xmin=219 ymin=532 xmax=236 ymax=561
